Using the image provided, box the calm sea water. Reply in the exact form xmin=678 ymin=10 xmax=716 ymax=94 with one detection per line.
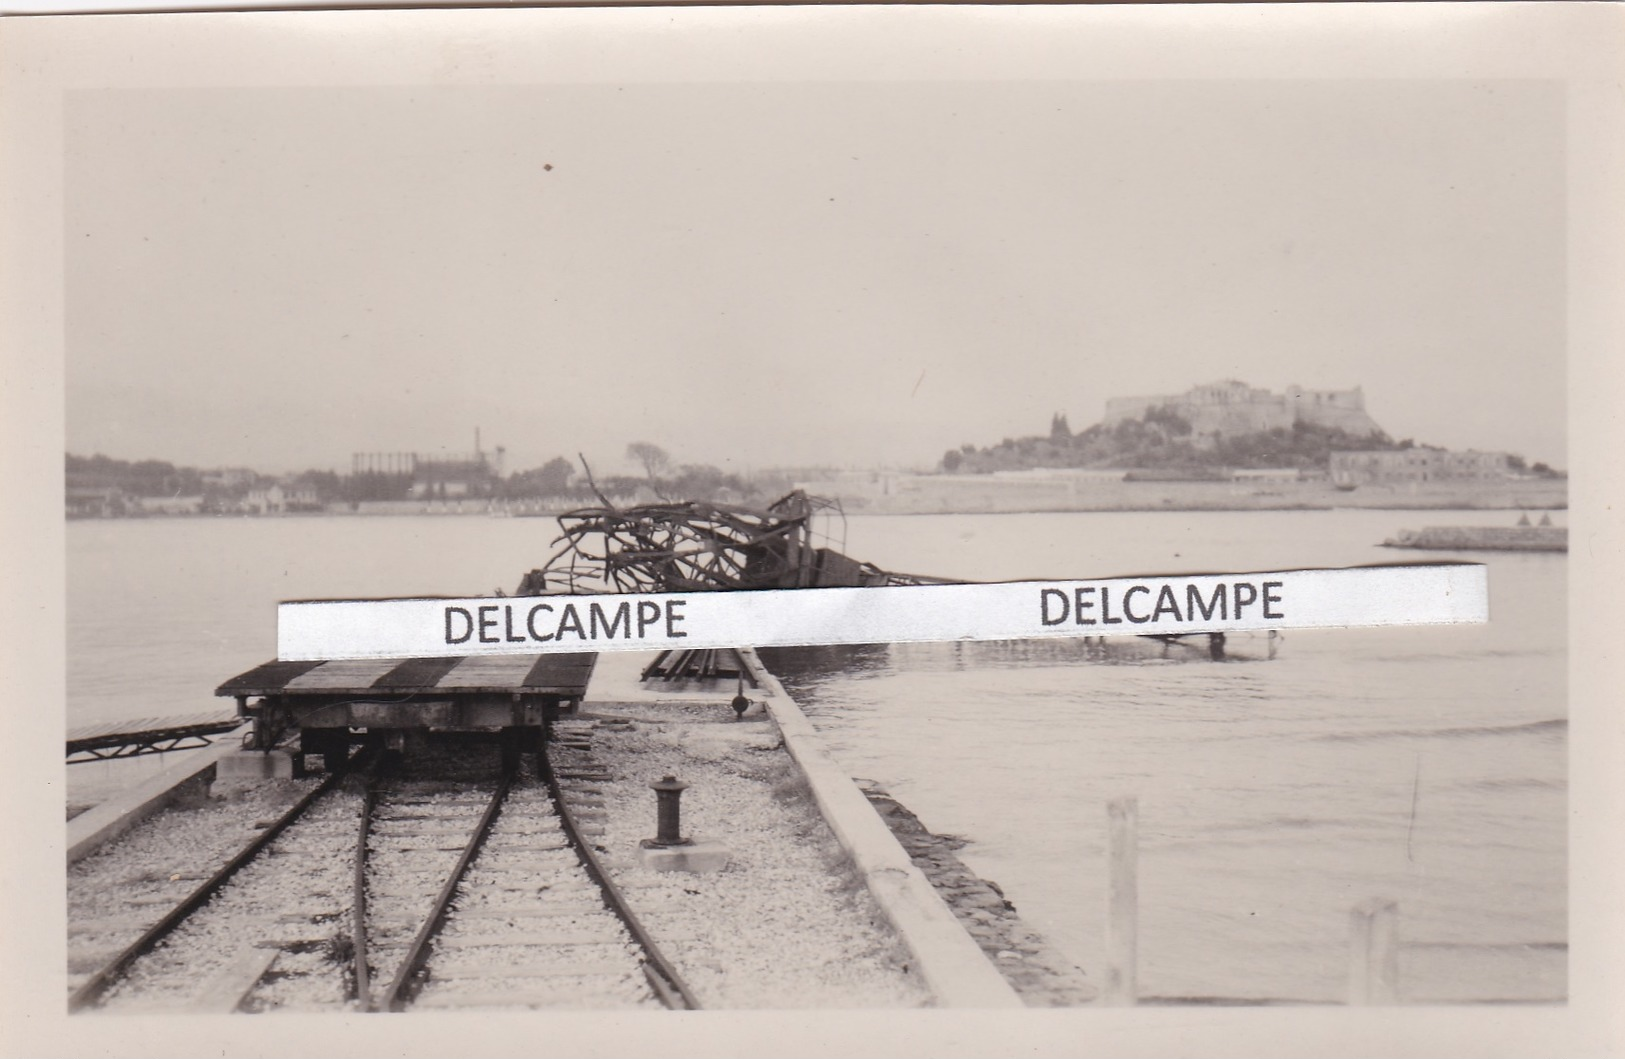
xmin=66 ymin=508 xmax=1565 ymax=1003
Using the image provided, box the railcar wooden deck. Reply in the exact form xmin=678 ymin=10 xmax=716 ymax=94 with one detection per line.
xmin=216 ymin=653 xmax=597 ymax=755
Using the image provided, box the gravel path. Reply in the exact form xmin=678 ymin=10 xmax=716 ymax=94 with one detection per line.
xmin=551 ymin=708 xmax=932 ymax=1009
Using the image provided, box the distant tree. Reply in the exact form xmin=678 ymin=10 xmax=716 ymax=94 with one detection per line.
xmin=626 ymin=442 xmax=672 ymax=482
xmin=295 ymin=469 xmax=342 ymax=502
xmin=1507 ymin=454 xmax=1528 ymax=472
xmin=1142 ymin=405 xmax=1192 ymax=437
xmin=538 ymin=457 xmax=575 ymax=494
xmin=669 ymin=463 xmax=746 ymax=501
xmin=506 ymin=456 xmax=576 ymax=498
xmin=941 ymin=449 xmax=963 ymax=472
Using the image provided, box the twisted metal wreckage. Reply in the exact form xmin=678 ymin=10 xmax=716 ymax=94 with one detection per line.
xmin=515 ymin=490 xmax=948 ymax=596
xmin=512 ymin=489 xmax=1270 ymax=673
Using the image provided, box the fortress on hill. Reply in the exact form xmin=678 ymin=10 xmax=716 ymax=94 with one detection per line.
xmin=1103 ymin=380 xmax=1384 ymax=445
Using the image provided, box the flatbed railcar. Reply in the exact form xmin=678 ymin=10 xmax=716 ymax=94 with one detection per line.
xmin=216 ymin=651 xmax=595 ymax=771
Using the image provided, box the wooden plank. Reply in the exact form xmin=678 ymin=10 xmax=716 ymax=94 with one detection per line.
xmin=438 ymin=655 xmax=546 ymax=689
xmin=1103 ymin=796 xmax=1139 ymax=1007
xmin=448 ymin=907 xmax=617 ymax=921
xmin=522 ymin=653 xmax=596 ymax=689
xmin=68 ymin=947 xmax=129 ymax=975
xmin=284 ymin=658 xmax=400 ymax=690
xmin=411 ymin=985 xmax=648 ymax=1010
xmin=428 ymin=961 xmax=636 ymax=981
xmin=435 ymin=933 xmax=630 ymax=949
xmin=215 ymin=659 xmax=325 ymax=695
xmin=68 ymin=913 xmax=162 ymax=937
xmin=370 ymin=824 xmax=480 ymax=838
xmin=68 ymin=717 xmax=244 ymax=754
xmin=191 ymin=946 xmax=279 ymax=1013
xmin=370 ymin=656 xmax=468 ymax=690
xmin=67 ymin=710 xmax=242 ymax=744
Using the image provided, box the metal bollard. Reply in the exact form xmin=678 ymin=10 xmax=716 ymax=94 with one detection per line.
xmin=648 ymin=775 xmax=692 ymax=847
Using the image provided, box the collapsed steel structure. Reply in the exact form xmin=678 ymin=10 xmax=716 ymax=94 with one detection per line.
xmin=511 ymin=488 xmax=1267 ymax=666
xmin=514 ymin=490 xmax=947 ymax=596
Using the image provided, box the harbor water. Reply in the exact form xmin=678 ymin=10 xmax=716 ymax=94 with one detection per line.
xmin=66 ymin=508 xmax=1565 ymax=1003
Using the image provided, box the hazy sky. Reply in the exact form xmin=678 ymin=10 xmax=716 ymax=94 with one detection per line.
xmin=65 ymin=79 xmax=1565 ymax=476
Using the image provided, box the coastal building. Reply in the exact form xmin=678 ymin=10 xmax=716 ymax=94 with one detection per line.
xmin=795 ymin=468 xmax=1133 ymax=511
xmin=411 ymin=450 xmax=503 ymax=500
xmin=792 ymin=469 xmax=899 ymax=502
xmin=244 ymin=480 xmax=322 ymax=514
xmin=138 ymin=495 xmax=203 ymax=515
xmin=1104 ymin=380 xmax=1384 ymax=445
xmin=1230 ymin=468 xmax=1303 ymax=483
xmin=1329 ymin=448 xmax=1511 ymax=487
xmin=351 ymin=431 xmax=506 ymax=501
xmin=65 ymin=484 xmax=128 ymax=518
xmin=200 ymin=467 xmax=258 ymax=491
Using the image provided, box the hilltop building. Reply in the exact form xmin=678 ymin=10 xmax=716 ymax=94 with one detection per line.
xmin=1104 ymin=380 xmax=1384 ymax=446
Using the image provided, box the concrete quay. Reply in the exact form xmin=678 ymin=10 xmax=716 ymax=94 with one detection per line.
xmin=590 ymin=648 xmax=1025 ymax=1007
xmin=67 ymin=740 xmax=241 ymax=865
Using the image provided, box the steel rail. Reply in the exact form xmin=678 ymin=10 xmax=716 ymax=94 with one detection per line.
xmin=373 ymin=771 xmax=514 ymax=1012
xmin=539 ymin=751 xmax=700 ymax=1010
xmin=351 ymin=775 xmax=380 ymax=1006
xmin=68 ymin=766 xmax=349 ymax=1012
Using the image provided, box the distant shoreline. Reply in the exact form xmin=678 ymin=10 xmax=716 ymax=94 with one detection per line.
xmin=70 ymin=479 xmax=1568 ymax=521
xmin=789 ymin=476 xmax=1568 ymax=517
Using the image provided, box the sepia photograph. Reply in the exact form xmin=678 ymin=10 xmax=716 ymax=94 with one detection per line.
xmin=3 ymin=4 xmax=1622 ymax=1057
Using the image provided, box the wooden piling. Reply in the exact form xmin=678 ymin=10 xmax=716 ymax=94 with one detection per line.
xmin=1103 ymin=796 xmax=1139 ymax=1006
xmin=1348 ymin=897 xmax=1399 ymax=1005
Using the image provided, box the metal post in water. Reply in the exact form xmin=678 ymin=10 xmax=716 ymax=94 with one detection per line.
xmin=1348 ymin=898 xmax=1400 ymax=1005
xmin=1103 ymin=796 xmax=1139 ymax=1006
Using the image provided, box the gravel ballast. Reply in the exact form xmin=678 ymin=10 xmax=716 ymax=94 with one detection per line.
xmin=552 ymin=707 xmax=932 ymax=1009
xmin=67 ymin=779 xmax=320 ymax=989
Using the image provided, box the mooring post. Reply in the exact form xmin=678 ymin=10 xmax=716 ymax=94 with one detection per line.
xmin=1348 ymin=897 xmax=1400 ymax=1005
xmin=1103 ymin=796 xmax=1139 ymax=1006
xmin=648 ymin=775 xmax=692 ymax=848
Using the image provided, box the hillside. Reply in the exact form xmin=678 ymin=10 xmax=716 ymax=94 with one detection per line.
xmin=941 ymin=409 xmax=1407 ymax=475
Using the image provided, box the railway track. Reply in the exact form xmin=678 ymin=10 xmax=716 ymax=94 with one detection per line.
xmin=69 ymin=736 xmax=697 ymax=1013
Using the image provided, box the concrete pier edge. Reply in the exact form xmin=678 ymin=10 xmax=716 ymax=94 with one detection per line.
xmin=66 ymin=740 xmax=241 ymax=864
xmin=738 ymin=647 xmax=1025 ymax=1008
